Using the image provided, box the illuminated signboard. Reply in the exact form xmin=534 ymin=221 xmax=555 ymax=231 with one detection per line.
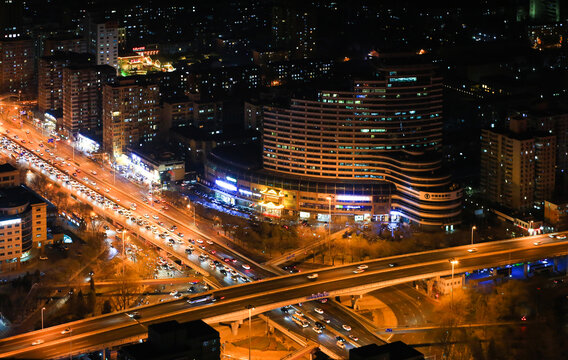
xmin=336 ymin=195 xmax=371 ymax=202
xmin=226 ymin=176 xmax=237 ymax=183
xmin=215 ymin=179 xmax=237 ymax=192
xmin=132 ymin=47 xmax=146 ymax=52
xmin=299 ymin=211 xmax=310 ymax=219
xmin=389 ymin=77 xmax=417 ymax=82
xmin=238 ymin=189 xmax=252 ymax=196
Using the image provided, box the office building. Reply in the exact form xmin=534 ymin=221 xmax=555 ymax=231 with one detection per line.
xmin=204 ymin=56 xmax=462 ymax=229
xmin=480 ymin=116 xmax=556 ymax=211
xmin=87 ymin=17 xmax=119 ymax=70
xmin=0 ymin=172 xmax=47 ymax=270
xmin=102 ymin=78 xmax=160 ymax=158
xmin=118 ymin=320 xmax=220 ymax=360
xmin=62 ymin=64 xmax=116 ymax=137
xmin=530 ymin=0 xmax=560 ymax=23
xmin=38 ymin=52 xmax=92 ymax=113
xmin=271 ymin=3 xmax=316 ymax=59
xmin=0 ymin=38 xmax=34 ymax=93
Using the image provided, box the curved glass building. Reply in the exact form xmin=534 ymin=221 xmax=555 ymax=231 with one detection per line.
xmin=204 ymin=57 xmax=462 ymax=229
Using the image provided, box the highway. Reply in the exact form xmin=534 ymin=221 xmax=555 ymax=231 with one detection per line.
xmin=0 ymin=233 xmax=566 ymax=358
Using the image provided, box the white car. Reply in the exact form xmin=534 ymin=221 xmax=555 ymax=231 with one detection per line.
xmin=307 ymin=273 xmax=319 ymax=280
xmin=169 ymin=290 xmax=178 ymax=296
xmin=206 ymin=240 xmax=214 ymax=245
xmin=314 ymin=308 xmax=324 ymax=314
xmin=31 ymin=339 xmax=44 ymax=346
xmin=312 ymin=326 xmax=322 ymax=334
xmin=196 ymin=239 xmax=204 ymax=244
xmin=61 ymin=328 xmax=72 ymax=335
xmin=242 ymin=264 xmax=251 ymax=270
xmin=353 ymin=269 xmax=365 ymax=274
xmin=336 ymin=340 xmax=345 ymax=348
xmin=342 ymin=324 xmax=351 ymax=331
xmin=357 ymin=264 xmax=368 ymax=270
xmin=557 ymin=235 xmax=567 ymax=240
xmin=468 ymin=248 xmax=478 ymax=253
xmin=152 ymin=215 xmax=159 ymax=220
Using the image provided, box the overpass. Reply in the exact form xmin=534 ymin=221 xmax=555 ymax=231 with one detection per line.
xmin=0 ymin=233 xmax=566 ymax=359
xmin=47 ymin=277 xmax=201 ymax=289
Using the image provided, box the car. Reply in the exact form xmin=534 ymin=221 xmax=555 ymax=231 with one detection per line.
xmin=61 ymin=328 xmax=72 ymax=335
xmin=242 ymin=264 xmax=251 ymax=270
xmin=127 ymin=312 xmax=141 ymax=319
xmin=336 ymin=340 xmax=345 ymax=348
xmin=210 ymin=249 xmax=216 ymax=255
xmin=295 ymin=310 xmax=304 ymax=317
xmin=468 ymin=248 xmax=478 ymax=253
xmin=178 ymin=232 xmax=184 ymax=237
xmin=169 ymin=290 xmax=178 ymax=296
xmin=280 ymin=307 xmax=289 ymax=313
xmin=342 ymin=324 xmax=352 ymax=331
xmin=196 ymin=239 xmax=203 ymax=244
xmin=319 ymin=298 xmax=328 ymax=304
xmin=348 ymin=334 xmax=359 ymax=341
xmin=31 ymin=339 xmax=44 ymax=346
xmin=557 ymin=235 xmax=567 ymax=240
xmin=313 ymin=326 xmax=323 ymax=334
xmin=152 ymin=215 xmax=159 ymax=220
xmin=353 ymin=269 xmax=365 ymax=274
xmin=315 ymin=321 xmax=326 ymax=329
xmin=206 ymin=240 xmax=214 ymax=245
xmin=357 ymin=264 xmax=368 ymax=270
xmin=388 ymin=263 xmax=398 ymax=267
xmin=39 ymin=256 xmax=48 ymax=260
xmin=548 ymin=234 xmax=556 ymax=238
xmin=105 ymin=188 xmax=110 ymax=193
xmin=533 ymin=241 xmax=542 ymax=246
xmin=336 ymin=336 xmax=346 ymax=343
xmin=231 ymin=259 xmax=238 ymax=264
xmin=307 ymin=273 xmax=319 ymax=280
xmin=220 ymin=269 xmax=227 ymax=275
xmin=314 ymin=308 xmax=324 ymax=314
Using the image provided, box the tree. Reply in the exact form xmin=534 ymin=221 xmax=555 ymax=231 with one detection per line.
xmin=102 ymin=300 xmax=112 ymax=314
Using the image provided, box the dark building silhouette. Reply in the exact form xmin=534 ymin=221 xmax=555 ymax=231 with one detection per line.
xmin=349 ymin=342 xmax=424 ymax=360
xmin=118 ymin=319 xmax=220 ymax=360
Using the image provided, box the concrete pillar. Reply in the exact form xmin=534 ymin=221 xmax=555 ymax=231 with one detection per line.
xmin=230 ymin=319 xmax=243 ymax=336
xmin=524 ymin=263 xmax=529 ymax=277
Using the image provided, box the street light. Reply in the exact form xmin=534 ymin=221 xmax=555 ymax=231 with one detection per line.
xmin=245 ymin=304 xmax=254 ymax=360
xmin=41 ymin=307 xmax=46 ymax=330
xmin=449 ymin=258 xmax=459 ymax=309
xmin=326 ymin=196 xmax=332 ymax=237
xmin=471 ymin=226 xmax=477 ymax=245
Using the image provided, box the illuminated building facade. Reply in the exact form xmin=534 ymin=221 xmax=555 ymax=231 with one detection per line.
xmin=481 ymin=116 xmax=556 ymax=211
xmin=62 ymin=64 xmax=116 ymax=137
xmin=0 ymin=180 xmax=47 ymax=270
xmin=87 ymin=18 xmax=119 ymax=70
xmin=204 ymin=58 xmax=462 ymax=228
xmin=102 ymin=78 xmax=160 ymax=158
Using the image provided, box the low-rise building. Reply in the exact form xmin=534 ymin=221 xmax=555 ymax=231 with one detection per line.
xmin=0 ymin=185 xmax=47 ymax=270
xmin=544 ymin=199 xmax=568 ymax=230
xmin=0 ymin=163 xmax=20 ymax=188
xmin=127 ymin=148 xmax=185 ymax=184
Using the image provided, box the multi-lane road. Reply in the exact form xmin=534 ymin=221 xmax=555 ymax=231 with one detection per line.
xmin=0 ymin=232 xmax=567 ymax=358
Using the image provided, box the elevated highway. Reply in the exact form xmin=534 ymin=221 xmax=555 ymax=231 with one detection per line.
xmin=0 ymin=233 xmax=566 ymax=359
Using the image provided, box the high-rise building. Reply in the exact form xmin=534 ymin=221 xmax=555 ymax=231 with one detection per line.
xmin=38 ymin=53 xmax=92 ymax=113
xmin=0 ymin=38 xmax=35 ymax=93
xmin=480 ymin=116 xmax=556 ymax=211
xmin=271 ymin=3 xmax=316 ymax=59
xmin=62 ymin=64 xmax=116 ymax=137
xmin=87 ymin=17 xmax=119 ymax=70
xmin=204 ymin=56 xmax=462 ymax=229
xmin=530 ymin=0 xmax=560 ymax=23
xmin=102 ymin=78 xmax=160 ymax=158
xmin=42 ymin=36 xmax=87 ymax=56
xmin=0 ymin=0 xmax=23 ymax=38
